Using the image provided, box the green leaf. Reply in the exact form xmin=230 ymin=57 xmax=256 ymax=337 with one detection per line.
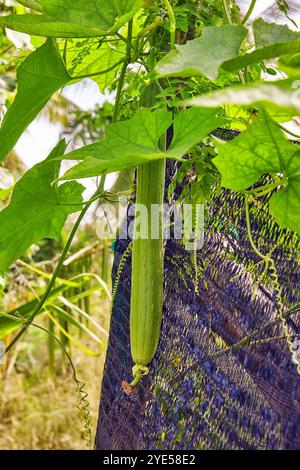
xmin=65 ymin=40 xmax=125 ymax=90
xmin=167 ymin=107 xmax=225 ymax=158
xmin=155 ymin=25 xmax=247 ymax=80
xmin=186 ymin=80 xmax=300 ymax=116
xmin=61 ymin=109 xmax=173 ymax=180
xmin=156 ymin=19 xmax=300 ymax=80
xmin=213 ymin=111 xmax=297 ymax=191
xmin=17 ymin=1 xmax=42 ymax=12
xmin=0 ymin=140 xmax=84 ymax=272
xmin=213 ymin=111 xmax=300 ymax=233
xmin=254 ymin=18 xmax=300 ymax=48
xmin=223 ymin=19 xmax=300 ymax=73
xmin=0 ymin=0 xmax=142 ymax=38
xmin=60 ymin=107 xmax=223 ymax=180
xmin=269 ymin=152 xmax=300 ymax=233
xmin=0 ymin=39 xmax=70 ymax=161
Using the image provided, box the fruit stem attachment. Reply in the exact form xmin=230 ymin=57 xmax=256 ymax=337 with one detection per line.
xmin=130 ymin=364 xmax=149 ymax=387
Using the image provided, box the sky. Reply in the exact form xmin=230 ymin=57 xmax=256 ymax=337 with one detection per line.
xmin=4 ymin=1 xmax=300 ymax=194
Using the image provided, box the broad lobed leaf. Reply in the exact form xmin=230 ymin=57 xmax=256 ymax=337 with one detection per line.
xmin=0 ymin=0 xmax=142 ymax=37
xmin=59 ymin=107 xmax=224 ymax=180
xmin=186 ymin=80 xmax=300 ymax=118
xmin=213 ymin=111 xmax=300 ymax=233
xmin=156 ymin=19 xmax=300 ymax=80
xmin=155 ymin=25 xmax=247 ymax=80
xmin=213 ymin=111 xmax=297 ymax=191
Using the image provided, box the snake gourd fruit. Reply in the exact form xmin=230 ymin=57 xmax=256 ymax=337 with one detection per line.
xmin=129 ymin=82 xmax=165 ymax=389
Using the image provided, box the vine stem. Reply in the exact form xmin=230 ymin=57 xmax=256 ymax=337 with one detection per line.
xmin=241 ymin=0 xmax=257 ymax=24
xmin=222 ymin=0 xmax=233 ymax=24
xmin=223 ymin=0 xmax=245 ymax=84
xmin=5 ymin=188 xmax=103 ymax=355
xmin=245 ymin=196 xmax=270 ymax=262
xmin=112 ymin=19 xmax=133 ymax=123
xmin=245 ymin=196 xmax=300 ymax=376
xmin=163 ymin=0 xmax=176 ymax=49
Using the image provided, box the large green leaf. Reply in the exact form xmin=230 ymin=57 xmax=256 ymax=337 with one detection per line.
xmin=156 ymin=19 xmax=300 ymax=80
xmin=0 ymin=0 xmax=142 ymax=38
xmin=60 ymin=107 xmax=223 ymax=180
xmin=61 ymin=108 xmax=173 ymax=180
xmin=167 ymin=107 xmax=225 ymax=158
xmin=223 ymin=19 xmax=300 ymax=73
xmin=214 ymin=111 xmax=300 ymax=233
xmin=214 ymin=111 xmax=297 ymax=191
xmin=0 ymin=140 xmax=84 ymax=272
xmin=187 ymin=80 xmax=300 ymax=116
xmin=0 ymin=39 xmax=70 ymax=162
xmin=155 ymin=25 xmax=247 ymax=80
xmin=254 ymin=18 xmax=300 ymax=48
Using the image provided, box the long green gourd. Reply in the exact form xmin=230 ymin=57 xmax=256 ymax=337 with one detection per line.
xmin=128 ymin=83 xmax=166 ymax=389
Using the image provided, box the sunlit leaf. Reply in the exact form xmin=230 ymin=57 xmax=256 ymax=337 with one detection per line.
xmin=167 ymin=107 xmax=225 ymax=158
xmin=60 ymin=107 xmax=223 ymax=180
xmin=155 ymin=25 xmax=247 ymax=80
xmin=223 ymin=19 xmax=300 ymax=72
xmin=214 ymin=111 xmax=297 ymax=191
xmin=156 ymin=19 xmax=300 ymax=80
xmin=214 ymin=111 xmax=300 ymax=233
xmin=60 ymin=108 xmax=172 ymax=180
xmin=65 ymin=39 xmax=125 ymax=90
xmin=186 ymin=80 xmax=300 ymax=116
xmin=0 ymin=0 xmax=142 ymax=37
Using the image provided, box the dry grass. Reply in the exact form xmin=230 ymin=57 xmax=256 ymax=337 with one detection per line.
xmin=0 ymin=298 xmax=110 ymax=450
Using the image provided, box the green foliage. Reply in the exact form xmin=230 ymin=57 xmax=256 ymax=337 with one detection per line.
xmin=187 ymin=79 xmax=300 ymax=117
xmin=59 ymin=107 xmax=223 ymax=180
xmin=60 ymin=108 xmax=173 ymax=180
xmin=225 ymin=19 xmax=300 ymax=72
xmin=214 ymin=111 xmax=300 ymax=232
xmin=0 ymin=39 xmax=70 ymax=161
xmin=156 ymin=19 xmax=300 ymax=79
xmin=63 ymin=39 xmax=125 ymax=90
xmin=214 ymin=111 xmax=296 ymax=190
xmin=156 ymin=24 xmax=247 ymax=80
xmin=0 ymin=141 xmax=84 ymax=271
xmin=0 ymin=0 xmax=142 ymax=37
xmin=167 ymin=107 xmax=225 ymax=157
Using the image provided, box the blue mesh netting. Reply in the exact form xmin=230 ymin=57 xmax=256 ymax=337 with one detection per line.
xmin=95 ymin=144 xmax=300 ymax=450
